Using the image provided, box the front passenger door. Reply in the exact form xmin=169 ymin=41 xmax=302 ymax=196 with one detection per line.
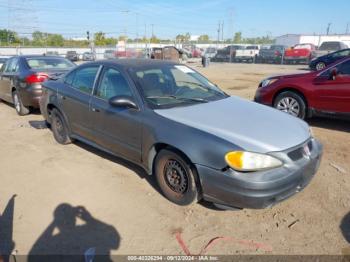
xmin=90 ymin=67 xmax=142 ymax=163
xmin=313 ymin=60 xmax=350 ymax=113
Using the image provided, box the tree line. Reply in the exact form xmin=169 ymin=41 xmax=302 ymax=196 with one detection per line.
xmin=0 ymin=29 xmax=274 ymax=47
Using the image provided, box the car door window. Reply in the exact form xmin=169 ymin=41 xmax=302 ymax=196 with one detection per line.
xmin=338 ymin=60 xmax=350 ymax=76
xmin=95 ymin=68 xmax=133 ymax=100
xmin=71 ymin=66 xmax=99 ymax=94
xmin=4 ymin=58 xmax=17 ymax=73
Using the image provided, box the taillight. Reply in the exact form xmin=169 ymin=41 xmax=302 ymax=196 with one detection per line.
xmin=26 ymin=73 xmax=49 ymax=84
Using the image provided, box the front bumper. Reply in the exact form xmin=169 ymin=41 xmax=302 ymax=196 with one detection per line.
xmin=197 ymin=138 xmax=323 ymax=209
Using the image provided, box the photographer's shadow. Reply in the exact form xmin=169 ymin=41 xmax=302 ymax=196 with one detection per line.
xmin=28 ymin=203 xmax=120 ymax=262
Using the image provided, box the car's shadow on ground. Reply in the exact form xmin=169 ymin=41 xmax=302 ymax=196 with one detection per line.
xmin=74 ymin=141 xmax=162 ymax=197
xmin=307 ymin=117 xmax=350 ymax=133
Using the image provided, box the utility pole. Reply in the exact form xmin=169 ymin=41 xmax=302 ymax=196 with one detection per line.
xmin=151 ymin=24 xmax=154 ymax=37
xmin=326 ymin=23 xmax=332 ymax=35
xmin=221 ymin=21 xmax=224 ymax=42
xmin=346 ymin=23 xmax=349 ymax=34
xmin=217 ymin=22 xmax=221 ymax=47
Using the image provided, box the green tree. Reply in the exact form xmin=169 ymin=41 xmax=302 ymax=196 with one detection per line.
xmin=198 ymin=34 xmax=210 ymax=43
xmin=233 ymin=32 xmax=242 ymax=43
xmin=47 ymin=34 xmax=64 ymax=46
xmin=0 ymin=29 xmax=20 ymax=45
xmin=94 ymin=31 xmax=106 ymax=46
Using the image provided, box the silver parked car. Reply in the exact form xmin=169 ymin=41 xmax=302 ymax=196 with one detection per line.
xmin=40 ymin=59 xmax=323 ymax=209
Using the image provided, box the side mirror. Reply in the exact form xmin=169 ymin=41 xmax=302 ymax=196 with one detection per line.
xmin=109 ymin=96 xmax=138 ymax=110
xmin=329 ymin=68 xmax=338 ymax=80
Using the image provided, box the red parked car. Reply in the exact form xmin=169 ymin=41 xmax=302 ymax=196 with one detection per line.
xmin=284 ymin=43 xmax=316 ymax=64
xmin=254 ymin=57 xmax=350 ymax=119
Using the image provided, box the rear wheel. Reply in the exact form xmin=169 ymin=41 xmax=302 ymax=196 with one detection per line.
xmin=12 ymin=90 xmax=30 ymax=116
xmin=316 ymin=62 xmax=326 ymax=71
xmin=51 ymin=108 xmax=72 ymax=145
xmin=274 ymin=91 xmax=307 ymax=119
xmin=155 ymin=149 xmax=199 ymax=206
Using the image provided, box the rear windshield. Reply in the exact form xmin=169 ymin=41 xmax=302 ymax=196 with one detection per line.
xmin=67 ymin=51 xmax=77 ymax=54
xmin=319 ymin=42 xmax=340 ymax=50
xmin=105 ymin=50 xmax=114 ymax=53
xmin=26 ymin=57 xmax=75 ymax=70
xmin=294 ymin=44 xmax=312 ymax=50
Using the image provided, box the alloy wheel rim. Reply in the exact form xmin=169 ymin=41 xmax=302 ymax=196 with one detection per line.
xmin=316 ymin=62 xmax=325 ymax=70
xmin=164 ymin=160 xmax=188 ymax=194
xmin=276 ymin=97 xmax=300 ymax=117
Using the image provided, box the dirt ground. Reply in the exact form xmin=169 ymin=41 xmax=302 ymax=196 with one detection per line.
xmin=0 ymin=62 xmax=349 ymax=257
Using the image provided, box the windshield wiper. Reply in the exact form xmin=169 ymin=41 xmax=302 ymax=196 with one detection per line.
xmin=146 ymin=95 xmax=208 ymax=103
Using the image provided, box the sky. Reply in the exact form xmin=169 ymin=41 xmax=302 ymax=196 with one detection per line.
xmin=0 ymin=0 xmax=349 ymax=40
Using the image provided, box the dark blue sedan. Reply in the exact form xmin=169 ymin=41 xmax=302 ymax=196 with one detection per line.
xmin=309 ymin=48 xmax=350 ymax=71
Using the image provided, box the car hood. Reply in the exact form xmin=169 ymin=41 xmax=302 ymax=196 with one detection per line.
xmin=155 ymin=96 xmax=310 ymax=153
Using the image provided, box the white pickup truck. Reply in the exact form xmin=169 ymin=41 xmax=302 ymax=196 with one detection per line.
xmin=235 ymin=45 xmax=260 ymax=63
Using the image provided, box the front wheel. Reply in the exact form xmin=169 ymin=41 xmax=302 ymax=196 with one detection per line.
xmin=12 ymin=90 xmax=30 ymax=116
xmin=154 ymin=149 xmax=200 ymax=206
xmin=316 ymin=62 xmax=326 ymax=71
xmin=274 ymin=91 xmax=307 ymax=119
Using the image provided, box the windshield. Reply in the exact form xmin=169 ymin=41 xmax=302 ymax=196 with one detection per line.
xmin=26 ymin=57 xmax=75 ymax=70
xmin=131 ymin=64 xmax=228 ymax=109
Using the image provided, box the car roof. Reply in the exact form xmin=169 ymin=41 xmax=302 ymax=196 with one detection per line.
xmin=11 ymin=55 xmax=66 ymax=59
xmin=85 ymin=59 xmax=179 ymax=69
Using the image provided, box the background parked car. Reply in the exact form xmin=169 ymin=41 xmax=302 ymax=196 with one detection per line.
xmin=255 ymin=57 xmax=350 ymax=119
xmin=284 ymin=43 xmax=316 ymax=64
xmin=309 ymin=48 xmax=350 ymax=71
xmin=235 ymin=45 xmax=260 ymax=63
xmin=314 ymin=41 xmax=348 ymax=58
xmin=203 ymin=47 xmax=217 ymax=59
xmin=65 ymin=51 xmax=79 ymax=62
xmin=257 ymin=45 xmax=287 ymax=64
xmin=212 ymin=45 xmax=242 ymax=62
xmin=0 ymin=55 xmax=75 ymax=115
xmin=45 ymin=51 xmax=59 ymax=56
xmin=82 ymin=52 xmax=96 ymax=61
xmin=103 ymin=49 xmax=117 ymax=59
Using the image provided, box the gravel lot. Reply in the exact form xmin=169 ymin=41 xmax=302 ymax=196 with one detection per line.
xmin=0 ymin=62 xmax=349 ymax=256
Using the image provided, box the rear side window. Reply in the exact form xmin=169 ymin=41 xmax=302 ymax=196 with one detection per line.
xmin=4 ymin=58 xmax=19 ymax=73
xmin=26 ymin=57 xmax=74 ymax=70
xmin=71 ymin=66 xmax=99 ymax=94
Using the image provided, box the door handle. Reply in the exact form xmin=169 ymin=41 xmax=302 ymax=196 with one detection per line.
xmin=92 ymin=108 xmax=100 ymax=113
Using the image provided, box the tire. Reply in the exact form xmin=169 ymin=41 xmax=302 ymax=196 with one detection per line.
xmin=154 ymin=149 xmax=199 ymax=206
xmin=316 ymin=62 xmax=326 ymax=71
xmin=51 ymin=108 xmax=72 ymax=145
xmin=12 ymin=90 xmax=30 ymax=116
xmin=274 ymin=91 xmax=307 ymax=119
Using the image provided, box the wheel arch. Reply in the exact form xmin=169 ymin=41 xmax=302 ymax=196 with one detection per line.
xmin=46 ymin=103 xmax=73 ymax=134
xmin=273 ymin=87 xmax=308 ymax=108
xmin=147 ymin=143 xmax=202 ymax=194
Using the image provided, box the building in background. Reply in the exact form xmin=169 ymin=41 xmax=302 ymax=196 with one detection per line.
xmin=275 ymin=34 xmax=350 ymax=47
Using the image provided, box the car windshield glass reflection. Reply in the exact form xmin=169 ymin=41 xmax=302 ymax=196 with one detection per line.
xmin=133 ymin=65 xmax=227 ymax=109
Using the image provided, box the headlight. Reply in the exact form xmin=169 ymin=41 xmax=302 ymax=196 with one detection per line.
xmin=225 ymin=151 xmax=283 ymax=172
xmin=260 ymin=78 xmax=278 ymax=88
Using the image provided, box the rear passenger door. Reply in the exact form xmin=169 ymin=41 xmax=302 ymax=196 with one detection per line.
xmin=89 ymin=66 xmax=142 ymax=163
xmin=0 ymin=57 xmax=19 ymax=103
xmin=59 ymin=65 xmax=100 ymax=140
